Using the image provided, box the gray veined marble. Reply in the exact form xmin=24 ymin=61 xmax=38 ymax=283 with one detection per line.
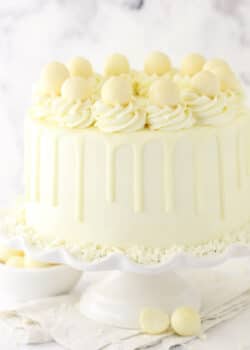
xmin=0 ymin=0 xmax=249 ymax=205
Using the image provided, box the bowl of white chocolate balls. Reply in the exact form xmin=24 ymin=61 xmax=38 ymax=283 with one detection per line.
xmin=0 ymin=245 xmax=82 ymax=303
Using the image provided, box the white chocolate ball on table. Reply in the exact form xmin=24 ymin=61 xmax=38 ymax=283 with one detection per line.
xmin=171 ymin=306 xmax=201 ymax=336
xmin=205 ymin=64 xmax=240 ymax=91
xmin=68 ymin=56 xmax=93 ymax=78
xmin=101 ymin=76 xmax=132 ymax=106
xmin=41 ymin=61 xmax=69 ymax=96
xmin=139 ymin=307 xmax=170 ymax=335
xmin=104 ymin=53 xmax=130 ymax=76
xmin=192 ymin=70 xmax=220 ymax=97
xmin=6 ymin=256 xmax=25 ymax=268
xmin=144 ymin=51 xmax=171 ymax=76
xmin=149 ymin=78 xmax=180 ymax=107
xmin=181 ymin=53 xmax=205 ymax=76
xmin=61 ymin=77 xmax=92 ymax=101
xmin=203 ymin=58 xmax=231 ymax=72
xmin=0 ymin=245 xmax=24 ymax=263
xmin=24 ymin=256 xmax=52 ymax=268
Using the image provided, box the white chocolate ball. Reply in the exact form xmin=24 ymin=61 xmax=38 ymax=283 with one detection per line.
xmin=101 ymin=76 xmax=132 ymax=106
xmin=181 ymin=53 xmax=205 ymax=76
xmin=0 ymin=246 xmax=24 ymax=263
xmin=144 ymin=51 xmax=171 ymax=76
xmin=139 ymin=308 xmax=170 ymax=335
xmin=203 ymin=58 xmax=231 ymax=72
xmin=6 ymin=256 xmax=25 ymax=268
xmin=41 ymin=61 xmax=69 ymax=95
xmin=149 ymin=78 xmax=180 ymax=107
xmin=68 ymin=56 xmax=93 ymax=78
xmin=171 ymin=307 xmax=201 ymax=336
xmin=61 ymin=77 xmax=92 ymax=101
xmin=205 ymin=65 xmax=240 ymax=91
xmin=192 ymin=70 xmax=220 ymax=97
xmin=24 ymin=256 xmax=52 ymax=268
xmin=104 ymin=53 xmax=130 ymax=76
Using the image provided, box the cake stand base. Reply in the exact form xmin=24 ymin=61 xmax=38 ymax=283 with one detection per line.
xmin=80 ymin=270 xmax=201 ymax=329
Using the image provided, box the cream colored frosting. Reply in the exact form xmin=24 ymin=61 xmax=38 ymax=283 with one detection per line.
xmin=183 ymin=90 xmax=244 ymax=126
xmin=30 ymin=53 xmax=249 ymax=132
xmin=30 ymin=95 xmax=94 ymax=129
xmin=147 ymin=104 xmax=195 ymax=131
xmin=93 ymin=99 xmax=146 ymax=132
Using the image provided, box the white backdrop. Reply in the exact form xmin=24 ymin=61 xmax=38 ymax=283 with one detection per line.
xmin=0 ymin=0 xmax=250 ymax=205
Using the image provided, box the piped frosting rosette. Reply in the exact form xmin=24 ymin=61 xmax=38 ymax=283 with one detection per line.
xmin=147 ymin=77 xmax=195 ymax=131
xmin=30 ymin=95 xmax=94 ymax=129
xmin=93 ymin=100 xmax=146 ymax=133
xmin=182 ymin=91 xmax=235 ymax=126
xmin=147 ymin=104 xmax=195 ymax=131
xmin=29 ymin=52 xmax=249 ymax=132
xmin=92 ymin=75 xmax=146 ymax=133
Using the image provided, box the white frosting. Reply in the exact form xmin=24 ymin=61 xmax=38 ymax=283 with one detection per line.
xmin=93 ymin=99 xmax=146 ymax=133
xmin=147 ymin=104 xmax=195 ymax=131
xmin=30 ymin=95 xmax=94 ymax=128
xmin=2 ymin=208 xmax=250 ymax=265
xmin=183 ymin=91 xmax=242 ymax=126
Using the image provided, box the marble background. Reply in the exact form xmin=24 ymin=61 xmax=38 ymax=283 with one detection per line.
xmin=0 ymin=0 xmax=250 ymax=205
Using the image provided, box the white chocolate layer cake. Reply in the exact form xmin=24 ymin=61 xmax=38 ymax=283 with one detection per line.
xmin=23 ymin=52 xmax=250 ymax=250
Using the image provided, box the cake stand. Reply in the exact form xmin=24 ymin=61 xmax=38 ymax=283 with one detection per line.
xmin=1 ymin=213 xmax=250 ymax=330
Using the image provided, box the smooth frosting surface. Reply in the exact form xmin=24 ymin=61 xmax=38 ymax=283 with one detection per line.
xmin=29 ymin=53 xmax=249 ymax=132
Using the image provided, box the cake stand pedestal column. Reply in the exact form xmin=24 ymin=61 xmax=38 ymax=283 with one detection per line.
xmin=80 ymin=270 xmax=201 ymax=329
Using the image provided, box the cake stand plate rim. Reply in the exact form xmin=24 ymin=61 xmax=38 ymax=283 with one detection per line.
xmin=0 ymin=228 xmax=250 ymax=273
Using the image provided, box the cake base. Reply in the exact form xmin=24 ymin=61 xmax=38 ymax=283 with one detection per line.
xmin=80 ymin=270 xmax=201 ymax=329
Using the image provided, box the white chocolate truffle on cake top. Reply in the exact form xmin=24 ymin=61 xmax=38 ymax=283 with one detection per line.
xmin=181 ymin=53 xmax=205 ymax=76
xmin=101 ymin=76 xmax=132 ymax=106
xmin=171 ymin=306 xmax=201 ymax=336
xmin=61 ymin=77 xmax=92 ymax=102
xmin=204 ymin=64 xmax=240 ymax=91
xmin=149 ymin=78 xmax=180 ymax=107
xmin=203 ymin=58 xmax=231 ymax=72
xmin=104 ymin=53 xmax=130 ymax=76
xmin=192 ymin=70 xmax=220 ymax=97
xmin=139 ymin=307 xmax=170 ymax=335
xmin=68 ymin=56 xmax=93 ymax=78
xmin=144 ymin=51 xmax=171 ymax=76
xmin=40 ymin=61 xmax=69 ymax=96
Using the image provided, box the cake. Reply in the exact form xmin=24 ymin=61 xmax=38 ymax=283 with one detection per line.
xmin=19 ymin=52 xmax=250 ymax=255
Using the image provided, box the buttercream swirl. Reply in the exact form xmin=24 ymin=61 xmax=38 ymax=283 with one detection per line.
xmin=29 ymin=96 xmax=94 ymax=128
xmin=182 ymin=90 xmax=244 ymax=126
xmin=147 ymin=104 xmax=195 ymax=131
xmin=93 ymin=99 xmax=146 ymax=133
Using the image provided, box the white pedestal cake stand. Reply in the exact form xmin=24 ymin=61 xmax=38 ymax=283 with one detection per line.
xmin=1 ymin=222 xmax=250 ymax=329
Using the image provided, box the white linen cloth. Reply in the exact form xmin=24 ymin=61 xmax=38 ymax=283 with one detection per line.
xmin=0 ymin=260 xmax=250 ymax=350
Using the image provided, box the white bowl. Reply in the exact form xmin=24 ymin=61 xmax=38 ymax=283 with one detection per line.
xmin=0 ymin=263 xmax=82 ymax=306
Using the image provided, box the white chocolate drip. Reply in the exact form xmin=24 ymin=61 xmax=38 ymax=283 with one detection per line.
xmin=33 ymin=130 xmax=41 ymax=201
xmin=106 ymin=143 xmax=116 ymax=203
xmin=163 ymin=139 xmax=174 ymax=212
xmin=133 ymin=144 xmax=144 ymax=212
xmin=75 ymin=138 xmax=84 ymax=222
xmin=51 ymin=135 xmax=59 ymax=206
xmin=216 ymin=135 xmax=225 ymax=219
